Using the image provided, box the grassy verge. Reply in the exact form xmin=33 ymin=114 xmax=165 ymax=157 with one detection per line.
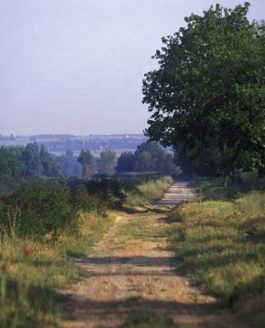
xmin=165 ymin=180 xmax=265 ymax=327
xmin=0 ymin=212 xmax=113 ymax=327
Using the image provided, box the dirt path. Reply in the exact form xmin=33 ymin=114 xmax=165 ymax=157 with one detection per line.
xmin=156 ymin=181 xmax=197 ymax=205
xmin=61 ymin=182 xmax=234 ymax=328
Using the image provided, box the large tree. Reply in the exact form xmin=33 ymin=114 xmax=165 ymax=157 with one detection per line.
xmin=143 ymin=3 xmax=265 ymax=185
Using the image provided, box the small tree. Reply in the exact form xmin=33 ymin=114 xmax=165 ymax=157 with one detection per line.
xmin=78 ymin=150 xmax=94 ymax=177
xmin=116 ymin=152 xmax=135 ymax=172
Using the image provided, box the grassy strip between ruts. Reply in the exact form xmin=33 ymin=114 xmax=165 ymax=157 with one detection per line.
xmin=165 ymin=180 xmax=265 ymax=328
xmin=0 ymin=175 xmax=173 ymax=327
xmin=124 ymin=176 xmax=173 ymax=207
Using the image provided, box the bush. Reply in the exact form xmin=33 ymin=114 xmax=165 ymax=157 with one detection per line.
xmin=85 ymin=179 xmax=126 ymax=208
xmin=70 ymin=185 xmax=107 ymax=216
xmin=0 ymin=181 xmax=78 ymax=239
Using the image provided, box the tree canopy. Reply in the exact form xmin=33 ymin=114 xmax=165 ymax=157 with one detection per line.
xmin=77 ymin=149 xmax=93 ymax=166
xmin=142 ymin=2 xmax=265 ymax=184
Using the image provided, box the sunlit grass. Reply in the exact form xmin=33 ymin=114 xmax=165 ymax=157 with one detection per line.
xmin=165 ymin=189 xmax=265 ymax=327
xmin=125 ymin=176 xmax=173 ymax=206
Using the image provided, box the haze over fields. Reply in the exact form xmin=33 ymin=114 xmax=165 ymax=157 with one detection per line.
xmin=1 ymin=0 xmax=264 ymax=136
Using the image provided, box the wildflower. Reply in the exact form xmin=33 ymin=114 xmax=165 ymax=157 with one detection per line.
xmin=22 ymin=244 xmax=32 ymax=257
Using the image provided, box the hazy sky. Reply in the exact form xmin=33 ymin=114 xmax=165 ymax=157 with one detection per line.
xmin=0 ymin=0 xmax=264 ymax=136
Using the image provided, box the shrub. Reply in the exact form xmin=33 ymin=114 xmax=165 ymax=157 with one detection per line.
xmin=0 ymin=181 xmax=78 ymax=239
xmin=70 ymin=185 xmax=107 ymax=216
xmin=85 ymin=179 xmax=126 ymax=208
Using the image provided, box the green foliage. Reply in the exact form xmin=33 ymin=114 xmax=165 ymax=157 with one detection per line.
xmin=70 ymin=184 xmax=108 ymax=216
xmin=0 ymin=144 xmax=60 ymax=194
xmin=116 ymin=152 xmax=135 ymax=172
xmin=116 ymin=142 xmax=179 ymax=175
xmin=77 ymin=149 xmax=93 ymax=166
xmin=86 ymin=179 xmax=126 ymax=209
xmin=0 ymin=147 xmax=22 ymax=177
xmin=143 ymin=3 xmax=265 ymax=181
xmin=193 ymin=173 xmax=265 ymax=200
xmin=39 ymin=145 xmax=60 ymax=177
xmin=78 ymin=149 xmax=95 ymax=178
xmin=0 ymin=181 xmax=78 ymax=238
xmin=0 ymin=176 xmax=20 ymax=196
xmin=22 ymin=143 xmax=60 ymax=177
xmin=99 ymin=149 xmax=117 ymax=175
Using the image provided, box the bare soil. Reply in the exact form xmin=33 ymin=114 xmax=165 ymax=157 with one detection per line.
xmin=61 ymin=182 xmax=237 ymax=328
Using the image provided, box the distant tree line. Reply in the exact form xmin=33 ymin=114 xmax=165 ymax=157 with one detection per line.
xmin=116 ymin=141 xmax=180 ymax=175
xmin=0 ymin=143 xmax=60 ymax=193
xmin=0 ymin=141 xmax=179 ymax=194
xmin=60 ymin=142 xmax=179 ymax=178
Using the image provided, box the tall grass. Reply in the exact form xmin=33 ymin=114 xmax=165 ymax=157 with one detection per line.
xmin=166 ymin=189 xmax=265 ymax=327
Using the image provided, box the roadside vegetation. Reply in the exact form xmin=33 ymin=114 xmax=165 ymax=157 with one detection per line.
xmin=165 ymin=177 xmax=265 ymax=327
xmin=0 ymin=175 xmax=172 ymax=327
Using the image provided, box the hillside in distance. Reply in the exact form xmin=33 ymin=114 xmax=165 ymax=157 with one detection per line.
xmin=0 ymin=134 xmax=148 ymax=157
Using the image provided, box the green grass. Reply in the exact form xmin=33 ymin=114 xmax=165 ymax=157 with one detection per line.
xmin=120 ymin=308 xmax=175 ymax=328
xmin=125 ymin=176 xmax=173 ymax=207
xmin=165 ymin=189 xmax=265 ymax=327
xmin=0 ymin=212 xmax=113 ymax=327
xmin=115 ymin=214 xmax=164 ymax=244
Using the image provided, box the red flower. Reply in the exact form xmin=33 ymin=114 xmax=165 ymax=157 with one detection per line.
xmin=23 ymin=244 xmax=32 ymax=257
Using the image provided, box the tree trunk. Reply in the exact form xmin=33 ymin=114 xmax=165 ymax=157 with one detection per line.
xmin=223 ymin=174 xmax=228 ymax=188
